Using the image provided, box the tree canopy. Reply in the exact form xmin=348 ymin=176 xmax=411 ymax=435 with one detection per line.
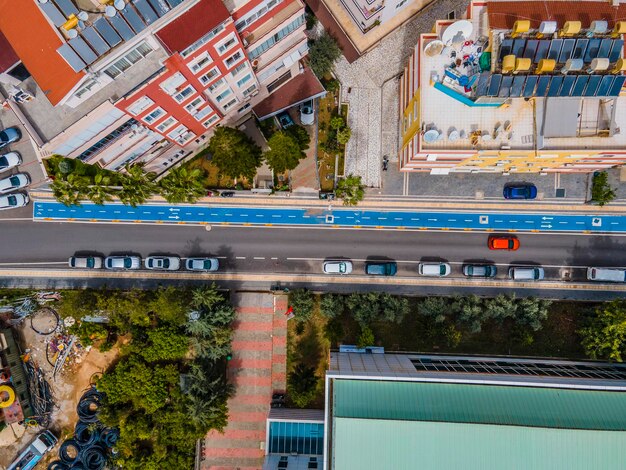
xmin=335 ymin=174 xmax=365 ymax=206
xmin=264 ymin=131 xmax=304 ymax=174
xmin=309 ymin=32 xmax=342 ymax=78
xmin=207 ymin=126 xmax=263 ymax=181
xmin=579 ymin=300 xmax=626 ymax=362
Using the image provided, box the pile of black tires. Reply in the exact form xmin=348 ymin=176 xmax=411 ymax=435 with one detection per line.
xmin=48 ymin=388 xmax=119 ymax=470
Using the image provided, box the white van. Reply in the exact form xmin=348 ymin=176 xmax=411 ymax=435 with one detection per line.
xmin=587 ymin=267 xmax=626 ymax=283
xmin=508 ymin=266 xmax=544 ymax=281
xmin=418 ymin=263 xmax=451 ymax=277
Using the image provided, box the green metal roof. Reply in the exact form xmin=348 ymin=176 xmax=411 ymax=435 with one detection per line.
xmin=332 ymin=379 xmax=626 ymax=430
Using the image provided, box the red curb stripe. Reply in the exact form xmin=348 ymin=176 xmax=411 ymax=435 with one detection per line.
xmin=231 ymin=376 xmax=273 ymax=387
xmin=232 ymin=341 xmax=273 ymax=351
xmin=232 ymin=321 xmax=274 ymax=331
xmin=229 ymin=358 xmax=273 ymax=369
xmin=204 ymin=447 xmax=264 ymax=458
xmin=236 ymin=306 xmax=275 ymax=314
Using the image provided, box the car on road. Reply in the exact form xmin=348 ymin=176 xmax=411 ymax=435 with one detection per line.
xmin=68 ymin=256 xmax=104 ymax=269
xmin=463 ymin=264 xmax=497 ymax=278
xmin=104 ymin=255 xmax=141 ymax=270
xmin=0 ymin=173 xmax=29 ymax=194
xmin=0 ymin=192 xmax=28 ymax=210
xmin=488 ymin=235 xmax=519 ymax=251
xmin=145 ymin=256 xmax=181 ymax=271
xmin=503 ymin=183 xmax=537 ymax=200
xmin=220 ymin=191 xmax=235 ymax=197
xmin=0 ymin=127 xmax=21 ymax=149
xmin=0 ymin=152 xmax=21 ymax=173
xmin=323 ymin=260 xmax=353 ymax=275
xmin=300 ymin=100 xmax=314 ymax=125
xmin=186 ymin=257 xmax=219 ymax=272
xmin=365 ymin=261 xmax=397 ymax=276
xmin=276 ymin=111 xmax=294 ymax=129
xmin=587 ymin=267 xmax=626 ymax=282
xmin=418 ymin=262 xmax=451 ymax=277
xmin=509 ymin=266 xmax=544 ymax=281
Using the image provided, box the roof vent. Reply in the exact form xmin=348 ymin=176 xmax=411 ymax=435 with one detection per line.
xmin=612 ymin=21 xmax=626 ymax=37
xmin=559 ymin=21 xmax=581 ymax=37
xmin=511 ymin=20 xmax=530 ymax=38
xmin=589 ymin=57 xmax=610 ymax=72
xmin=536 ymin=58 xmax=556 ymax=74
xmin=502 ymin=55 xmax=516 ymax=73
xmin=536 ymin=21 xmax=557 ymax=38
xmin=588 ymin=20 xmax=608 ymax=36
xmin=562 ymin=58 xmax=584 ymax=74
xmin=611 ymin=58 xmax=626 ymax=73
xmin=514 ymin=57 xmax=532 ymax=73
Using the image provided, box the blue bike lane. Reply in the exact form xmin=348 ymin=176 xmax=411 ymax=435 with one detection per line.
xmin=33 ymin=201 xmax=626 ymax=233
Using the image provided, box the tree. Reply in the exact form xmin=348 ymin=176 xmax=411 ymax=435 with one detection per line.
xmin=484 ymin=294 xmax=517 ymax=322
xmin=515 ymin=297 xmax=551 ymax=331
xmin=453 ymin=295 xmax=485 ymax=333
xmin=158 ymin=166 xmax=206 ymax=203
xmin=346 ymin=292 xmax=381 ymax=326
xmin=285 ymin=125 xmax=311 ymax=151
xmin=264 ymin=131 xmax=304 ymax=174
xmin=290 ymin=289 xmax=315 ymax=323
xmin=591 ymin=171 xmax=616 ymax=206
xmin=579 ymin=300 xmax=626 ymax=362
xmin=190 ymin=285 xmax=224 ymax=312
xmin=118 ymin=163 xmax=158 ymax=207
xmin=86 ymin=182 xmax=115 ymax=205
xmin=288 ymin=364 xmax=318 ymax=408
xmin=335 ymin=174 xmax=365 ymax=206
xmin=148 ymin=286 xmax=189 ymax=325
xmin=418 ymin=297 xmax=451 ymax=324
xmin=308 ymin=32 xmax=342 ymax=78
xmin=356 ymin=325 xmax=375 ymax=348
xmin=320 ymin=294 xmax=344 ymax=319
xmin=378 ymin=293 xmax=409 ymax=324
xmin=133 ymin=326 xmax=190 ymax=362
xmin=336 ymin=126 xmax=352 ymax=145
xmin=207 ymin=126 xmax=263 ymax=181
xmin=51 ymin=177 xmax=87 ymax=206
xmin=329 ymin=115 xmax=345 ymax=130
xmin=58 ymin=158 xmax=75 ymax=175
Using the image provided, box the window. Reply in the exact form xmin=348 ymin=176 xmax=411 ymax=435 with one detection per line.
xmin=236 ymin=74 xmax=252 ymax=88
xmin=156 ymin=117 xmax=177 ymax=132
xmin=103 ymin=41 xmax=153 ymax=78
xmin=199 ymin=68 xmax=220 ymax=85
xmin=74 ymin=78 xmax=101 ymax=99
xmin=168 ymin=124 xmax=193 ymax=143
xmin=216 ymin=34 xmax=237 ymax=55
xmin=215 ymin=88 xmax=233 ymax=103
xmin=173 ymin=85 xmax=196 ymax=103
xmin=225 ymin=51 xmax=243 ymax=68
xmin=237 ymin=103 xmax=251 ymax=113
xmin=243 ymin=84 xmax=257 ymax=97
xmin=76 ymin=119 xmax=138 ymax=161
xmin=235 ymin=0 xmax=283 ymax=32
xmin=188 ymin=52 xmax=213 ymax=74
xmin=203 ymin=115 xmax=219 ymax=128
xmin=181 ymin=24 xmax=225 ymax=57
xmin=142 ymin=107 xmax=165 ymax=124
xmin=267 ymin=70 xmax=292 ymax=93
xmin=194 ymin=105 xmax=214 ymax=121
xmin=222 ymin=98 xmax=237 ymax=111
xmin=395 ymin=0 xmax=408 ymax=8
xmin=160 ymin=72 xmax=187 ymax=94
xmin=231 ymin=62 xmax=248 ymax=77
xmin=208 ymin=78 xmax=226 ymax=92
xmin=447 ymin=10 xmax=456 ymax=19
xmin=248 ymin=15 xmax=305 ymax=60
xmin=127 ymin=96 xmax=154 ymax=115
xmin=185 ymin=96 xmax=206 ymax=113
xmin=257 ymin=60 xmax=285 ymax=82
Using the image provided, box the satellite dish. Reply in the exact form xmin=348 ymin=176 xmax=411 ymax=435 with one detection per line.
xmin=77 ymin=10 xmax=88 ymax=21
xmin=67 ymin=29 xmax=78 ymax=39
xmin=105 ymin=5 xmax=116 ymax=17
xmin=424 ymin=40 xmax=445 ymax=57
xmin=38 ymin=0 xmax=49 ymax=4
xmin=441 ymin=20 xmax=473 ymax=46
xmin=114 ymin=0 xmax=125 ymax=10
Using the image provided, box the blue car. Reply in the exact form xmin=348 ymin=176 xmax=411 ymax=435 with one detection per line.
xmin=0 ymin=127 xmax=21 ymax=149
xmin=276 ymin=111 xmax=294 ymax=129
xmin=503 ymin=183 xmax=537 ymax=200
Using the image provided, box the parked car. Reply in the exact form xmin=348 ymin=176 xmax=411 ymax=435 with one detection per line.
xmin=7 ymin=430 xmax=57 ymax=470
xmin=587 ymin=267 xmax=626 ymax=282
xmin=418 ymin=262 xmax=451 ymax=277
xmin=186 ymin=257 xmax=219 ymax=272
xmin=365 ymin=261 xmax=397 ymax=276
xmin=0 ymin=152 xmax=21 ymax=173
xmin=300 ymin=100 xmax=314 ymax=125
xmin=0 ymin=127 xmax=21 ymax=149
xmin=104 ymin=255 xmax=141 ymax=270
xmin=220 ymin=191 xmax=235 ymax=197
xmin=463 ymin=264 xmax=497 ymax=278
xmin=0 ymin=173 xmax=29 ymax=194
xmin=0 ymin=192 xmax=28 ymax=210
xmin=68 ymin=256 xmax=104 ymax=269
xmin=323 ymin=260 xmax=353 ymax=275
xmin=508 ymin=266 xmax=544 ymax=281
xmin=488 ymin=235 xmax=520 ymax=251
xmin=145 ymin=256 xmax=181 ymax=271
xmin=276 ymin=111 xmax=294 ymax=129
xmin=503 ymin=183 xmax=537 ymax=199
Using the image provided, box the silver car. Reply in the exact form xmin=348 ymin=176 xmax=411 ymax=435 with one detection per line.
xmin=0 ymin=173 xmax=29 ymax=194
xmin=104 ymin=256 xmax=141 ymax=270
xmin=186 ymin=257 xmax=219 ymax=272
xmin=69 ymin=256 xmax=104 ymax=269
xmin=145 ymin=256 xmax=181 ymax=271
xmin=0 ymin=192 xmax=28 ymax=210
xmin=0 ymin=127 xmax=21 ymax=148
xmin=323 ymin=260 xmax=353 ymax=275
xmin=418 ymin=262 xmax=451 ymax=277
xmin=0 ymin=152 xmax=21 ymax=173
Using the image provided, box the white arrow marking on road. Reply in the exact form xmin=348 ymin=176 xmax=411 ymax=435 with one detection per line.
xmin=169 ymin=208 xmax=180 ymax=212
xmin=428 ymin=218 xmax=437 ymax=221
xmin=169 ymin=215 xmax=180 ymax=220
xmin=542 ymin=216 xmax=554 ymax=220
xmin=541 ymin=224 xmax=553 ymax=228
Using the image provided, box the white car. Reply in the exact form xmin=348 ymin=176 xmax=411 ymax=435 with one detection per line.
xmin=104 ymin=256 xmax=141 ymax=270
xmin=0 ymin=152 xmax=21 ymax=173
xmin=68 ymin=256 xmax=104 ymax=269
xmin=0 ymin=173 xmax=29 ymax=194
xmin=186 ymin=257 xmax=219 ymax=272
xmin=0 ymin=192 xmax=28 ymax=210
xmin=300 ymin=100 xmax=314 ymax=125
xmin=323 ymin=260 xmax=353 ymax=275
xmin=145 ymin=256 xmax=181 ymax=271
xmin=418 ymin=262 xmax=451 ymax=277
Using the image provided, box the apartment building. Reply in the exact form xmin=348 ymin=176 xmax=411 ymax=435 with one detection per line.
xmin=0 ymin=0 xmax=317 ymax=174
xmin=399 ymin=0 xmax=626 ymax=174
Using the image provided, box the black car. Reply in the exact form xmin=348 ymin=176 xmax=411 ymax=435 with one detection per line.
xmin=220 ymin=191 xmax=235 ymax=197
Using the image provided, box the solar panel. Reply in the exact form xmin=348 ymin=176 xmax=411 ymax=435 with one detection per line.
xmin=559 ymin=75 xmax=576 ymax=96
xmin=512 ymin=39 xmax=526 ymax=57
xmin=133 ymin=0 xmax=159 ymax=24
xmin=39 ymin=2 xmax=66 ymax=27
xmin=547 ymin=39 xmax=563 ymax=61
xmin=534 ymin=40 xmax=550 ymax=63
xmin=584 ymin=75 xmax=602 ymax=96
xmin=510 ymin=75 xmax=526 ymax=97
xmin=523 ymin=40 xmax=538 ymax=60
xmin=53 ymin=0 xmax=78 ymax=17
xmin=499 ymin=75 xmax=513 ymax=97
xmin=82 ymin=27 xmax=110 ymax=56
xmin=596 ymin=75 xmax=614 ymax=96
xmin=499 ymin=39 xmax=513 ymax=60
xmin=609 ymin=75 xmax=626 ymax=96
xmin=57 ymin=44 xmax=86 ymax=72
xmin=147 ymin=0 xmax=170 ymax=16
xmin=598 ymin=39 xmax=612 ymax=59
xmin=609 ymin=39 xmax=624 ymax=63
xmin=487 ymin=74 xmax=502 ymax=96
xmin=546 ymin=75 xmax=563 ymax=96
xmin=94 ymin=18 xmax=122 ymax=47
xmin=584 ymin=38 xmax=601 ymax=63
xmin=109 ymin=15 xmax=135 ymax=41
xmin=535 ymin=76 xmax=551 ymax=96
xmin=475 ymin=72 xmax=490 ymax=97
xmin=559 ymin=39 xmax=575 ymax=63
xmin=523 ymin=75 xmax=538 ymax=97
xmin=165 ymin=0 xmax=184 ymax=8
xmin=571 ymin=76 xmax=589 ymax=96
xmin=69 ymin=36 xmax=97 ymax=64
xmin=121 ymin=5 xmax=146 ymax=33
xmin=572 ymin=39 xmax=588 ymax=60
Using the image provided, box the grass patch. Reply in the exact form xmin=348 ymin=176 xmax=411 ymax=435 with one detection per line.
xmin=183 ymin=152 xmax=252 ymax=190
xmin=317 ymin=90 xmax=343 ymax=192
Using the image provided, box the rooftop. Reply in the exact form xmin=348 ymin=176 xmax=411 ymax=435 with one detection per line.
xmin=0 ymin=31 xmax=19 ymax=73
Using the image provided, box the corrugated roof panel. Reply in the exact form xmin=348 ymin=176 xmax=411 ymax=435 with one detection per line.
xmin=68 ymin=36 xmax=97 ymax=64
xmin=133 ymin=0 xmax=159 ymax=24
xmin=57 ymin=44 xmax=86 ymax=72
xmin=108 ymin=15 xmax=135 ymax=41
xmin=39 ymin=2 xmax=66 ymax=27
xmin=81 ymin=27 xmax=110 ymax=56
xmin=94 ymin=18 xmax=122 ymax=47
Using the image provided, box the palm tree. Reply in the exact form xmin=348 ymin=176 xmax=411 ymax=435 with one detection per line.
xmin=86 ymin=184 xmax=114 ymax=205
xmin=51 ymin=177 xmax=88 ymax=206
xmin=158 ymin=166 xmax=206 ymax=204
xmin=117 ymin=164 xmax=158 ymax=207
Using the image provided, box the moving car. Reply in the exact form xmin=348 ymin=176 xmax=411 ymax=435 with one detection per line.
xmin=587 ymin=267 xmax=626 ymax=282
xmin=508 ymin=266 xmax=544 ymax=281
xmin=503 ymin=183 xmax=537 ymax=200
xmin=104 ymin=255 xmax=141 ymax=270
xmin=68 ymin=256 xmax=104 ymax=269
xmin=365 ymin=261 xmax=397 ymax=276
xmin=418 ymin=262 xmax=451 ymax=277
xmin=145 ymin=256 xmax=181 ymax=271
xmin=0 ymin=152 xmax=21 ymax=172
xmin=463 ymin=264 xmax=497 ymax=278
xmin=323 ymin=260 xmax=353 ymax=275
xmin=488 ymin=235 xmax=519 ymax=251
xmin=300 ymin=100 xmax=314 ymax=126
xmin=0 ymin=173 xmax=29 ymax=193
xmin=186 ymin=257 xmax=219 ymax=272
xmin=276 ymin=111 xmax=294 ymax=129
xmin=0 ymin=192 xmax=28 ymax=210
xmin=0 ymin=127 xmax=21 ymax=149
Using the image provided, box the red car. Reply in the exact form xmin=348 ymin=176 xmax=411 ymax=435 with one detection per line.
xmin=488 ymin=235 xmax=520 ymax=251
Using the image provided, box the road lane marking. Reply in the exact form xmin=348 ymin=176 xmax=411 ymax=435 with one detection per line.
xmin=0 ymin=261 xmax=68 ymax=266
xmin=253 ymin=257 xmax=265 ymax=260
xmin=235 ymin=256 xmax=246 ymax=260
